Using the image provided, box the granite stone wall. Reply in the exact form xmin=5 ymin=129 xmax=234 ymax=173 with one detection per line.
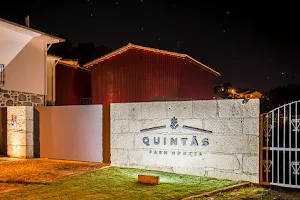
xmin=110 ymin=99 xmax=260 ymax=183
xmin=7 ymin=106 xmax=34 ymax=158
xmin=0 ymin=90 xmax=44 ymax=107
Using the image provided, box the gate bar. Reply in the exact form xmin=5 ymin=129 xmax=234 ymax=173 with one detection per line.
xmin=272 ymin=111 xmax=274 ymax=184
xmin=295 ymin=102 xmax=298 ymax=186
xmin=266 ymin=113 xmax=270 ymax=183
xmin=289 ymin=104 xmax=292 ymax=185
xmin=277 ymin=109 xmax=280 ymax=184
xmin=283 ymin=106 xmax=286 ymax=184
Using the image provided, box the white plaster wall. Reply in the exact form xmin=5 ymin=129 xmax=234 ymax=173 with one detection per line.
xmin=37 ymin=105 xmax=103 ymax=162
xmin=0 ymin=27 xmax=46 ymax=95
xmin=3 ymin=37 xmax=46 ymax=95
xmin=0 ymin=26 xmax=33 ymax=67
xmin=110 ymin=99 xmax=260 ymax=183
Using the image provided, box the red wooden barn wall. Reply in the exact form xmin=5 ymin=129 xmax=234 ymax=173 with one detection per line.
xmin=55 ymin=64 xmax=91 ymax=106
xmin=179 ymin=60 xmax=215 ymax=100
xmin=91 ymin=49 xmax=215 ymax=105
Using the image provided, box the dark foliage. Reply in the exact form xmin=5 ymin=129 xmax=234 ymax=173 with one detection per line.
xmin=261 ymin=84 xmax=300 ymax=113
xmin=48 ymin=36 xmax=112 ymax=66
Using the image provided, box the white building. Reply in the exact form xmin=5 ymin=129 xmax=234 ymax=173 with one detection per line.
xmin=0 ymin=18 xmax=64 ymax=106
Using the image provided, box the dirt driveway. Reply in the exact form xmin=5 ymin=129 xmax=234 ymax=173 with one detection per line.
xmin=0 ymin=158 xmax=107 ymax=194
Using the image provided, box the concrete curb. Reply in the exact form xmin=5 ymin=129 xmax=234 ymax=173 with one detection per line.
xmin=182 ymin=182 xmax=251 ymax=200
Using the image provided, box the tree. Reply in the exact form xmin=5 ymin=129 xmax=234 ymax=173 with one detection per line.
xmin=75 ymin=43 xmax=111 ymax=65
xmin=48 ymin=36 xmax=112 ymax=66
xmin=48 ymin=36 xmax=75 ymax=59
xmin=260 ymin=84 xmax=300 ymax=113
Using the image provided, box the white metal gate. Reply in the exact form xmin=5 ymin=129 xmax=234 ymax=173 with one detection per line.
xmin=260 ymin=100 xmax=300 ymax=188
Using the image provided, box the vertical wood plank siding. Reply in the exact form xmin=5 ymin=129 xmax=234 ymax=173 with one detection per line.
xmin=55 ymin=64 xmax=91 ymax=105
xmin=91 ymin=49 xmax=215 ymax=105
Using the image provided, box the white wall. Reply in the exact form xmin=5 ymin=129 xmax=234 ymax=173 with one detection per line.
xmin=37 ymin=105 xmax=103 ymax=162
xmin=110 ymin=99 xmax=260 ymax=183
xmin=2 ymin=36 xmax=46 ymax=95
xmin=0 ymin=26 xmax=34 ymax=68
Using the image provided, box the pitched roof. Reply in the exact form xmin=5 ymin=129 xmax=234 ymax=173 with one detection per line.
xmin=0 ymin=18 xmax=65 ymax=44
xmin=83 ymin=43 xmax=221 ymax=76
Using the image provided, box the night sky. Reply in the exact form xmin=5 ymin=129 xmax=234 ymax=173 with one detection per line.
xmin=2 ymin=0 xmax=300 ymax=92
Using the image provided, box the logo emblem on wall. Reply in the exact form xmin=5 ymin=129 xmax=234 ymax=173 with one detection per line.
xmin=170 ymin=117 xmax=179 ymax=129
xmin=139 ymin=117 xmax=212 ymax=148
xmin=140 ymin=117 xmax=212 ymax=134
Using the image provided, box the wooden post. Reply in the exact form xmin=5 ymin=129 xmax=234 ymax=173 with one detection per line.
xmin=102 ymin=104 xmax=111 ymax=164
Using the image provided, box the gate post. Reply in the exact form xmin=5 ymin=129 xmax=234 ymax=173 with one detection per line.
xmin=259 ymin=114 xmax=263 ymax=184
xmin=103 ymin=104 xmax=110 ymax=164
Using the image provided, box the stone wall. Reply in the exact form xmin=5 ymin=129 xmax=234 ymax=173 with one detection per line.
xmin=0 ymin=90 xmax=44 ymax=107
xmin=110 ymin=99 xmax=260 ymax=183
xmin=6 ymin=106 xmax=34 ymax=158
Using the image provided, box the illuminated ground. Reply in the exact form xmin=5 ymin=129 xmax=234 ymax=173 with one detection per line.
xmin=0 ymin=167 xmax=239 ymax=200
xmin=0 ymin=158 xmax=105 ymax=194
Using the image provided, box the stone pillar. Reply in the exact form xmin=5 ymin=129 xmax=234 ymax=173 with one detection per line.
xmin=6 ymin=106 xmax=34 ymax=158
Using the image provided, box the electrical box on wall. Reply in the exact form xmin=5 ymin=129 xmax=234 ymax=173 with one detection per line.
xmin=11 ymin=115 xmax=17 ymax=126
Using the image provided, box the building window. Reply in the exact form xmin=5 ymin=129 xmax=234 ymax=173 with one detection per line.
xmin=0 ymin=64 xmax=4 ymax=88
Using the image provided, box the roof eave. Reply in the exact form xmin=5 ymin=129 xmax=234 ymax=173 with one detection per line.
xmin=0 ymin=18 xmax=65 ymax=44
xmin=184 ymin=56 xmax=221 ymax=77
xmin=83 ymin=43 xmax=221 ymax=77
xmin=83 ymin=44 xmax=131 ymax=68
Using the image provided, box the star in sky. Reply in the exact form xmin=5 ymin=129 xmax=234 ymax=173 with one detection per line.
xmin=8 ymin=0 xmax=297 ymax=92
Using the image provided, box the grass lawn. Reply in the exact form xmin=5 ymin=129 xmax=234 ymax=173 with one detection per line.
xmin=198 ymin=185 xmax=300 ymax=200
xmin=0 ymin=167 xmax=240 ymax=200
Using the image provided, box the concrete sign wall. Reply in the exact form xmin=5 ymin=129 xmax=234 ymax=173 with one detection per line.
xmin=37 ymin=105 xmax=103 ymax=162
xmin=110 ymin=99 xmax=259 ymax=183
